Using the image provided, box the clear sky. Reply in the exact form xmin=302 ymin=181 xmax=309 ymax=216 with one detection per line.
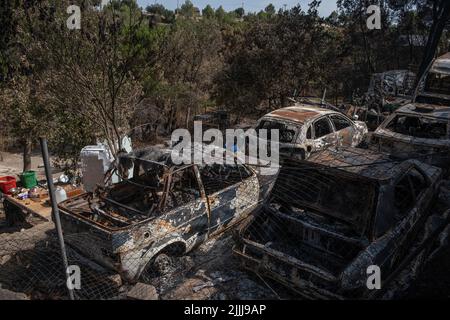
xmin=136 ymin=1 xmax=338 ymax=17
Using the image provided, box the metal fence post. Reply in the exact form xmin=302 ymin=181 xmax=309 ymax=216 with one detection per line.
xmin=39 ymin=137 xmax=75 ymax=300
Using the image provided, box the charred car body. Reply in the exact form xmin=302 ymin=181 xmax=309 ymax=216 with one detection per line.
xmin=255 ymin=105 xmax=368 ymax=160
xmin=234 ymin=147 xmax=447 ymax=299
xmin=58 ymin=146 xmax=277 ymax=282
xmin=345 ymin=70 xmax=415 ymax=131
xmin=370 ymin=53 xmax=450 ymax=171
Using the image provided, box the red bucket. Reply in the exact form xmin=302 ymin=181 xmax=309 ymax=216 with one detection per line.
xmin=0 ymin=176 xmax=17 ymax=195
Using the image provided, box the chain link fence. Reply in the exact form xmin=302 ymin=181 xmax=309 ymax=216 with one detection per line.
xmin=1 ymin=144 xmax=450 ymax=300
xmin=0 ymin=153 xmax=284 ymax=300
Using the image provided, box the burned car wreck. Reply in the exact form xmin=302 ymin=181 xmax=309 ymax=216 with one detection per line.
xmin=370 ymin=53 xmax=450 ymax=171
xmin=370 ymin=104 xmax=450 ymax=171
xmin=255 ymin=105 xmax=368 ymax=160
xmin=233 ymin=147 xmax=449 ymax=299
xmin=348 ymin=70 xmax=416 ymax=131
xmin=58 ymin=146 xmax=277 ymax=282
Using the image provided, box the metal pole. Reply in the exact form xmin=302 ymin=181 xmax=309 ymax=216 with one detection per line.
xmin=39 ymin=137 xmax=75 ymax=300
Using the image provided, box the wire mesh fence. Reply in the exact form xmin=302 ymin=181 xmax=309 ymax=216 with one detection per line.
xmin=1 ymin=142 xmax=450 ymax=300
xmin=0 ymin=154 xmax=282 ymax=300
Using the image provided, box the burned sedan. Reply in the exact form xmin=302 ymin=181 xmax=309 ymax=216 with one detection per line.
xmin=370 ymin=104 xmax=450 ymax=171
xmin=370 ymin=53 xmax=450 ymax=171
xmin=255 ymin=104 xmax=368 ymax=160
xmin=58 ymin=147 xmax=276 ymax=282
xmin=233 ymin=147 xmax=447 ymax=299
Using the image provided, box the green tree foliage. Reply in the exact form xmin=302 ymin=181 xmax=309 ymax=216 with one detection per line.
xmin=0 ymin=0 xmax=57 ymax=171
xmin=0 ymin=0 xmax=16 ymax=81
xmin=265 ymin=4 xmax=276 ymax=15
xmin=1 ymin=0 xmax=449 ymax=172
xmin=0 ymin=0 xmax=157 ymax=172
xmin=142 ymin=18 xmax=224 ymax=133
xmin=202 ymin=5 xmax=215 ymax=19
xmin=215 ymin=6 xmax=226 ymax=21
xmin=179 ymin=0 xmax=196 ymax=18
xmin=234 ymin=7 xmax=245 ymax=19
xmin=146 ymin=3 xmax=175 ymax=23
xmin=215 ymin=3 xmax=343 ymax=116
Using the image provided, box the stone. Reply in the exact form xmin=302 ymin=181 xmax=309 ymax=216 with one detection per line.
xmin=126 ymin=283 xmax=159 ymax=300
xmin=0 ymin=288 xmax=29 ymax=300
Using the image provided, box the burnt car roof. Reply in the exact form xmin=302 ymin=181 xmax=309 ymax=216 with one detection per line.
xmin=430 ymin=52 xmax=450 ymax=75
xmin=307 ymin=147 xmax=403 ymax=182
xmin=395 ymin=103 xmax=450 ymax=120
xmin=265 ymin=105 xmax=335 ymax=124
xmin=121 ymin=145 xmax=173 ymax=166
xmin=119 ymin=144 xmax=252 ymax=169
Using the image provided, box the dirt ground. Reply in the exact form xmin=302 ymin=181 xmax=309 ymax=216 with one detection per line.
xmin=0 ymin=193 xmax=449 ymax=300
xmin=0 ymin=151 xmax=45 ymax=177
xmin=145 ymin=235 xmax=288 ymax=300
xmin=0 ymin=205 xmax=286 ymax=300
xmin=0 ymin=204 xmax=449 ymax=300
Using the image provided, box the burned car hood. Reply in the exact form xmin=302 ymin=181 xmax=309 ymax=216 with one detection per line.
xmin=271 ymin=157 xmax=378 ymax=236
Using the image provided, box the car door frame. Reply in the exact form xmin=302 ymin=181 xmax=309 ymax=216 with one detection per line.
xmin=199 ymin=163 xmax=259 ymax=238
xmin=371 ymin=163 xmax=434 ymax=280
xmin=159 ymin=165 xmax=211 ymax=242
xmin=307 ymin=116 xmax=338 ymax=153
xmin=328 ymin=113 xmax=357 ymax=147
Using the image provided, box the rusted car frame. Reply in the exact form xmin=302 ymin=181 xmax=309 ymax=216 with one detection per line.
xmin=371 ymin=104 xmax=450 ymax=171
xmin=255 ymin=105 xmax=368 ymax=160
xmin=59 ymin=148 xmax=274 ymax=282
xmin=233 ymin=147 xmax=445 ymax=299
xmin=370 ymin=53 xmax=450 ymax=171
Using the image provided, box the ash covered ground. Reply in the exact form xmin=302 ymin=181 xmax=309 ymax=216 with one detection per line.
xmin=1 ymin=177 xmax=450 ymax=300
xmin=0 ymin=196 xmax=449 ymax=300
xmin=0 ymin=199 xmax=288 ymax=300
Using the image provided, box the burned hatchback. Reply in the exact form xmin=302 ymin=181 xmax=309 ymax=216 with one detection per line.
xmin=370 ymin=53 xmax=450 ymax=171
xmin=255 ymin=104 xmax=368 ymax=160
xmin=58 ymin=146 xmax=276 ymax=282
xmin=233 ymin=147 xmax=447 ymax=299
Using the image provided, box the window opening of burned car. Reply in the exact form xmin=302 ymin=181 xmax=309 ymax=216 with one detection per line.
xmin=394 ymin=167 xmax=428 ymax=220
xmin=69 ymin=155 xmax=175 ymax=231
xmin=330 ymin=115 xmax=352 ymax=131
xmin=313 ymin=118 xmax=333 ymax=138
xmin=200 ymin=163 xmax=252 ymax=196
xmin=110 ymin=156 xmax=169 ymax=212
xmin=240 ymin=158 xmax=382 ymax=277
xmin=306 ymin=126 xmax=312 ymax=139
xmin=165 ymin=166 xmax=202 ymax=211
xmin=273 ymin=162 xmax=376 ymax=237
xmin=256 ymin=119 xmax=297 ymax=143
xmin=416 ymin=71 xmax=450 ymax=105
xmin=425 ymin=72 xmax=450 ymax=96
xmin=385 ymin=114 xmax=449 ymax=140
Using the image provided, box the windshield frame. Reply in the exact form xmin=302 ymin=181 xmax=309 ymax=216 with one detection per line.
xmin=256 ymin=118 xmax=301 ymax=144
xmin=384 ymin=113 xmax=450 ymax=141
xmin=272 ymin=163 xmax=378 ymax=237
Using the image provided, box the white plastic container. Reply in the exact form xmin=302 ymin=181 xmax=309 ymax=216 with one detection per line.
xmin=80 ymin=145 xmax=113 ymax=193
xmin=55 ymin=187 xmax=68 ymax=204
